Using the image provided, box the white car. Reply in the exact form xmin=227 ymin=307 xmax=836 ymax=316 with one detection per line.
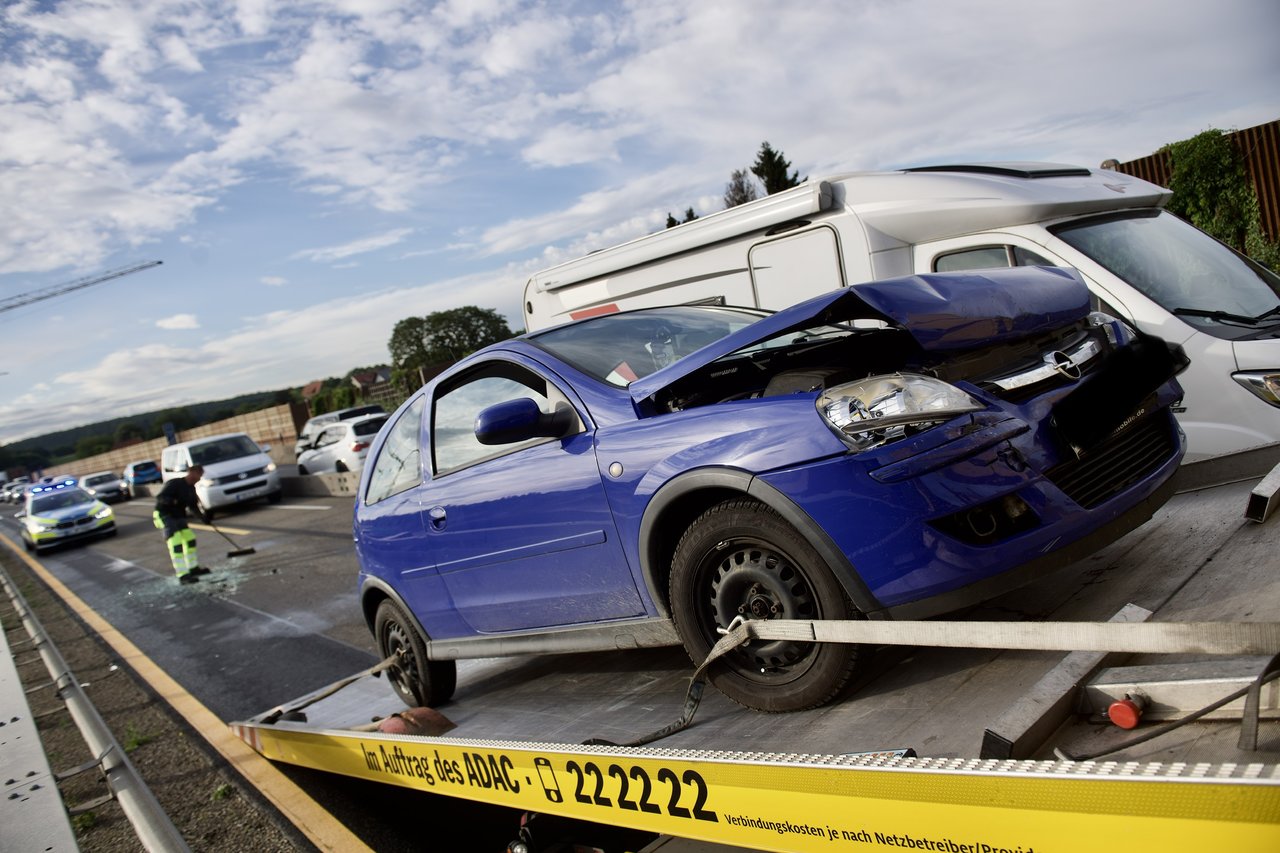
xmin=20 ymin=480 xmax=116 ymax=552
xmin=297 ymin=413 xmax=389 ymax=475
xmin=80 ymin=470 xmax=128 ymax=503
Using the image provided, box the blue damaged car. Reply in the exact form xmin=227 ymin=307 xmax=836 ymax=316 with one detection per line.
xmin=355 ymin=266 xmax=1187 ymax=713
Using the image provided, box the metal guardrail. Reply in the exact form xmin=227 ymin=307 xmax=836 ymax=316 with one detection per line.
xmin=0 ymin=562 xmax=190 ymax=852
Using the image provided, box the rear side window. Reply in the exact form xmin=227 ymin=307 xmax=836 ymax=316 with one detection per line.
xmin=365 ymin=398 xmax=425 ymax=504
xmin=353 ymin=417 xmax=388 ymax=437
xmin=933 ymin=245 xmax=1057 ymax=272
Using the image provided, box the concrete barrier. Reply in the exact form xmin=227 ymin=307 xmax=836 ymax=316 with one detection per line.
xmin=132 ymin=473 xmax=359 ymax=501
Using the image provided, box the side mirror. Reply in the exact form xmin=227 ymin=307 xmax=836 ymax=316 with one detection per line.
xmin=259 ymin=443 xmax=272 ymax=453
xmin=475 ymin=398 xmax=575 ymax=446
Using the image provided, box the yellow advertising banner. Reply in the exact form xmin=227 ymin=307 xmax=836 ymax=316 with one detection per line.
xmin=232 ymin=723 xmax=1280 ymax=852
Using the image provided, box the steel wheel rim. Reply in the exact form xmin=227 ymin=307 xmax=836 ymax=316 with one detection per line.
xmin=698 ymin=537 xmax=821 ymax=682
xmin=381 ymin=619 xmax=422 ymax=700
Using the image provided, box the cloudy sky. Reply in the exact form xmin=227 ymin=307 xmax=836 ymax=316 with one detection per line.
xmin=1 ymin=0 xmax=1276 ymax=446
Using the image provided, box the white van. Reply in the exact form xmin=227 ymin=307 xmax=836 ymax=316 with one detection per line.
xmin=523 ymin=163 xmax=1280 ymax=461
xmin=160 ymin=432 xmax=282 ymax=518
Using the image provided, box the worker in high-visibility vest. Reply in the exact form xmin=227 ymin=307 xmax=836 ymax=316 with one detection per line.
xmin=152 ymin=464 xmax=209 ymax=584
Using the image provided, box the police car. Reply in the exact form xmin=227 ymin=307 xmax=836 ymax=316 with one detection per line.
xmin=19 ymin=479 xmax=116 ymax=552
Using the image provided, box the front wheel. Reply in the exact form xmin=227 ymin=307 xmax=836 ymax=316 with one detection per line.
xmin=374 ymin=600 xmax=457 ymax=707
xmin=669 ymin=499 xmax=864 ymax=713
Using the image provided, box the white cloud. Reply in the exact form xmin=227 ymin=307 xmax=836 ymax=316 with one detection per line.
xmin=291 ymin=227 xmax=415 ymax=263
xmin=261 ymin=275 xmax=287 ymax=286
xmin=156 ymin=313 xmax=201 ymax=329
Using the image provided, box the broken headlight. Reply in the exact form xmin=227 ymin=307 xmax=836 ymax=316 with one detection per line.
xmin=818 ymin=374 xmax=984 ymax=452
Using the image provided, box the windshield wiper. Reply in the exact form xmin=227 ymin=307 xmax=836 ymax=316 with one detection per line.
xmin=1173 ymin=307 xmax=1260 ymax=326
xmin=1253 ymin=305 xmax=1280 ymax=322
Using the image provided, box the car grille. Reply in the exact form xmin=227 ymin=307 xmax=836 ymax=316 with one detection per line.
xmin=1044 ymin=412 xmax=1176 ymax=508
xmin=979 ymin=332 xmax=1106 ymax=403
xmin=56 ymin=516 xmax=95 ymax=530
xmin=224 ymin=478 xmax=265 ymax=496
xmin=214 ymin=467 xmax=269 ymax=486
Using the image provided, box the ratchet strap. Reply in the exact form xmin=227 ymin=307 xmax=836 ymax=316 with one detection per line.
xmin=589 ymin=617 xmax=1280 ymax=747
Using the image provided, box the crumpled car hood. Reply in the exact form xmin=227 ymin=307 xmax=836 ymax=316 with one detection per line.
xmin=630 ymin=265 xmax=1091 ymax=403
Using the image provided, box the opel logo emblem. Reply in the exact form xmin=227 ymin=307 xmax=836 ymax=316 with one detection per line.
xmin=1045 ymin=350 xmax=1081 ymax=380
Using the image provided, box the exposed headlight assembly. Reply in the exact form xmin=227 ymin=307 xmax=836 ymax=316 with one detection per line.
xmin=1233 ymin=370 xmax=1280 ymax=407
xmin=817 ymin=374 xmax=984 ymax=452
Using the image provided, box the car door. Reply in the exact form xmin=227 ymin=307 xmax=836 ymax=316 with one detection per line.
xmin=355 ymin=397 xmax=440 ymax=619
xmin=423 ymin=356 xmax=644 ymax=635
xmin=307 ymin=424 xmax=346 ymax=471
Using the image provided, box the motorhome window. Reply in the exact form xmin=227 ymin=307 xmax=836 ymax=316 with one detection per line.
xmin=934 ymin=246 xmax=1056 ymax=272
xmin=1053 ymin=210 xmax=1280 ymax=340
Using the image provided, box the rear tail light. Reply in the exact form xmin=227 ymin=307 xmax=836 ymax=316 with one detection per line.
xmin=351 ymin=441 xmax=370 ymax=452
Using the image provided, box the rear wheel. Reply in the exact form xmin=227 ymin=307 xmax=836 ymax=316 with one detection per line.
xmin=297 ymin=464 xmax=309 ymax=476
xmin=374 ymin=600 xmax=457 ymax=707
xmin=669 ymin=499 xmax=864 ymax=712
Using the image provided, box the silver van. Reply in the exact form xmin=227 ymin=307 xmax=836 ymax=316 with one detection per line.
xmin=160 ymin=433 xmax=282 ymax=518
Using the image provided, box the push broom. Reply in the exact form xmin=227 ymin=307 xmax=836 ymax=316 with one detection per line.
xmin=207 ymin=519 xmax=256 ymax=557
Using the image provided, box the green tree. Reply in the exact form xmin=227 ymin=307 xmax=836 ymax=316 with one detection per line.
xmin=74 ymin=435 xmax=112 ymax=459
xmin=1164 ymin=130 xmax=1254 ymax=252
xmin=1163 ymin=129 xmax=1280 ymax=268
xmin=750 ymin=141 xmax=804 ymax=195
xmin=388 ymin=316 xmax=430 ymax=375
xmin=724 ymin=168 xmax=760 ymax=208
xmin=388 ymin=306 xmax=514 ymax=384
xmin=113 ymin=421 xmax=145 ymax=446
xmin=665 ymin=207 xmax=699 ymax=229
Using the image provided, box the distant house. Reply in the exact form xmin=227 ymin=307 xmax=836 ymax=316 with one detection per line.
xmin=301 ymin=379 xmax=325 ymax=401
xmin=351 ymin=367 xmax=392 ymax=399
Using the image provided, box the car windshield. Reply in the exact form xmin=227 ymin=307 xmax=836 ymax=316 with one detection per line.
xmin=1052 ymin=210 xmax=1280 ymax=340
xmin=32 ymin=489 xmax=92 ymax=512
xmin=84 ymin=474 xmax=116 ymax=486
xmin=189 ymin=436 xmax=261 ymax=465
xmin=531 ymin=305 xmax=766 ymax=386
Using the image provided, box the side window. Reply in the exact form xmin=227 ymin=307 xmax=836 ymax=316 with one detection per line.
xmin=934 ymin=246 xmax=1012 ymax=273
xmin=365 ymin=396 xmax=426 ymax=505
xmin=1011 ymin=246 xmax=1056 ymax=267
xmin=316 ymin=426 xmax=343 ymax=448
xmin=934 ymin=245 xmax=1059 ymax=272
xmin=432 ymin=362 xmax=580 ymax=475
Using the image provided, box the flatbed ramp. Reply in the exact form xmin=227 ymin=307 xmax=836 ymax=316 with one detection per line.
xmin=232 ymin=456 xmax=1280 ymax=851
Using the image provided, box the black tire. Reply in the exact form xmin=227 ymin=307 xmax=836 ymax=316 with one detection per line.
xmin=335 ymin=461 xmax=349 ymax=473
xmin=374 ymin=600 xmax=457 ymax=707
xmin=268 ymin=490 xmax=283 ymax=504
xmin=669 ymin=498 xmax=864 ymax=712
xmin=297 ymin=465 xmax=309 ymax=476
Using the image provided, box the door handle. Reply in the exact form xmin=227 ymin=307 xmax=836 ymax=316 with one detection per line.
xmin=427 ymin=505 xmax=447 ymax=531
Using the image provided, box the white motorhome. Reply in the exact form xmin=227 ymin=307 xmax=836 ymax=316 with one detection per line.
xmin=523 ymin=163 xmax=1280 ymax=461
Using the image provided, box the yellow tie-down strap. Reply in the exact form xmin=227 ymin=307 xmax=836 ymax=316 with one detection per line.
xmin=231 ymin=723 xmax=1280 ymax=852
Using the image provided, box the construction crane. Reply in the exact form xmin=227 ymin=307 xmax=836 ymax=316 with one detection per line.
xmin=0 ymin=260 xmax=162 ymax=314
